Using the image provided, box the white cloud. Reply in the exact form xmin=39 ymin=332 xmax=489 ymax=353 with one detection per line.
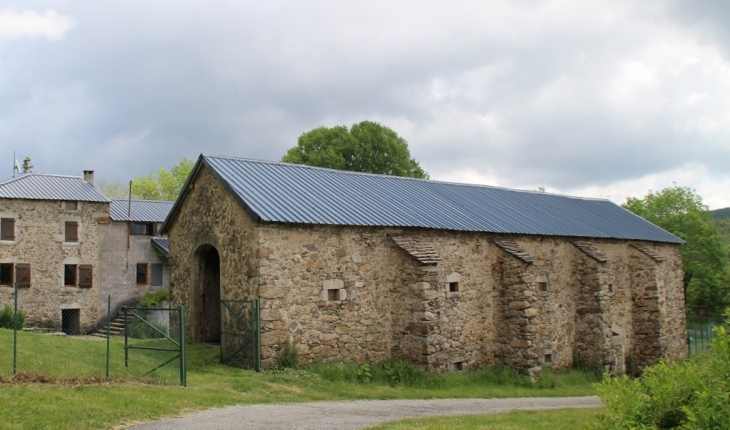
xmin=0 ymin=8 xmax=75 ymax=40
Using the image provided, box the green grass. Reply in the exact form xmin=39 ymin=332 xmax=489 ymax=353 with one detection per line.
xmin=365 ymin=407 xmax=604 ymax=429
xmin=0 ymin=329 xmax=599 ymax=429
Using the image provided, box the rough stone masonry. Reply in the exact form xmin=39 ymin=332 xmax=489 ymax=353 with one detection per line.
xmin=167 ymin=165 xmax=687 ymax=375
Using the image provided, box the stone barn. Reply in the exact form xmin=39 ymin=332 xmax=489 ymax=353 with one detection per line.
xmin=161 ymin=154 xmax=687 ymax=375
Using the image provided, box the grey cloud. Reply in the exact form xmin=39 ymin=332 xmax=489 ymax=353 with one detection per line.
xmin=0 ymin=0 xmax=728 ymax=204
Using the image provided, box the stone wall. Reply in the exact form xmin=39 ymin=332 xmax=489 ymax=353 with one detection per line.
xmin=98 ymin=221 xmax=170 ymax=319
xmin=253 ymin=226 xmax=685 ymax=372
xmin=167 ymin=172 xmax=686 ymax=373
xmin=0 ymin=198 xmax=108 ymax=331
xmin=166 ymin=165 xmax=258 ymax=341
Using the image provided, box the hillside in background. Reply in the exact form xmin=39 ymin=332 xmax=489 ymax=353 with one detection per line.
xmin=711 ymin=207 xmax=730 ymax=220
xmin=711 ymin=208 xmax=730 ymax=248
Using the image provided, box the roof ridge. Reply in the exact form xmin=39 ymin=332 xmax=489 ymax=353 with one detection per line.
xmin=201 ymin=154 xmax=610 ymax=203
xmin=0 ymin=172 xmax=84 ymax=186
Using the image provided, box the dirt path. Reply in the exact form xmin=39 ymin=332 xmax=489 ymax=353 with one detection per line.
xmin=128 ymin=396 xmax=602 ymax=430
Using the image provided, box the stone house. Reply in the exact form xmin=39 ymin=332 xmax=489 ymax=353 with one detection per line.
xmin=162 ymin=154 xmax=687 ymax=375
xmin=0 ymin=171 xmax=109 ymax=333
xmin=0 ymin=172 xmax=174 ymax=333
xmin=98 ymin=199 xmax=173 ymax=318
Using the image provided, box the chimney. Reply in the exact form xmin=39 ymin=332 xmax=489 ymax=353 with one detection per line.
xmin=83 ymin=170 xmax=95 ymax=185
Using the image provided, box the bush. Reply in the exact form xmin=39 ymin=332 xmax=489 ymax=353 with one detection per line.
xmin=276 ymin=340 xmax=300 ymax=369
xmin=138 ymin=289 xmax=170 ymax=307
xmin=0 ymin=305 xmax=25 ymax=329
xmin=127 ymin=320 xmax=168 ymax=339
xmin=592 ymin=308 xmax=730 ymax=430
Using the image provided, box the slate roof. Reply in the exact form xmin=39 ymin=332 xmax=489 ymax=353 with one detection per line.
xmin=110 ymin=199 xmax=174 ymax=222
xmin=162 ymin=154 xmax=684 ymax=244
xmin=390 ymin=236 xmax=442 ymax=265
xmin=0 ymin=173 xmax=109 ymax=202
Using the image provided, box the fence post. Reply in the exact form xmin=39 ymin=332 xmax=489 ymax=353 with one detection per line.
xmin=106 ymin=295 xmax=111 ymax=381
xmin=124 ymin=307 xmax=129 ymax=369
xmin=179 ymin=305 xmax=186 ymax=387
xmin=13 ymin=282 xmax=18 ymax=379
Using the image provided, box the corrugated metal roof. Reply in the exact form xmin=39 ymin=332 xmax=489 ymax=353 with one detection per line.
xmin=164 ymin=154 xmax=684 ymax=244
xmin=151 ymin=237 xmax=169 ymax=256
xmin=110 ymin=199 xmax=174 ymax=222
xmin=0 ymin=173 xmax=109 ymax=202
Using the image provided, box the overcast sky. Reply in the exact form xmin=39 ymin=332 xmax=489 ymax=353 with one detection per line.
xmin=1 ymin=1 xmax=729 ymax=208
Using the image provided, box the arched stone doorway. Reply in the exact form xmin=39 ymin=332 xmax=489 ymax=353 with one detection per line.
xmin=195 ymin=244 xmax=221 ymax=343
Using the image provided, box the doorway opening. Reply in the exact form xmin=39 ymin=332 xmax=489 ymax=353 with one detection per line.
xmin=61 ymin=308 xmax=80 ymax=335
xmin=197 ymin=245 xmax=221 ymax=343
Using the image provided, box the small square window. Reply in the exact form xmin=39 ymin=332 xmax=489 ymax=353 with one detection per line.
xmin=327 ymin=289 xmax=338 ymax=301
xmin=65 ymin=221 xmax=79 ymax=242
xmin=538 ymin=282 xmax=548 ymax=292
xmin=65 ymin=201 xmax=78 ymax=210
xmin=607 ymin=284 xmax=614 ymax=293
xmin=449 ymin=282 xmax=459 ymax=292
xmin=0 ymin=263 xmax=13 ymax=286
xmin=136 ymin=263 xmax=148 ymax=285
xmin=64 ymin=264 xmax=77 ymax=286
xmin=544 ymin=354 xmax=553 ymax=363
xmin=453 ymin=362 xmax=464 ymax=371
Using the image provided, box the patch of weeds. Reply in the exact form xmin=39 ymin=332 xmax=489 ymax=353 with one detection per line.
xmin=382 ymin=358 xmax=444 ymax=389
xmin=465 ymin=365 xmax=533 ymax=388
xmin=275 ymin=340 xmax=300 ymax=369
xmin=356 ymin=363 xmax=372 ymax=384
xmin=536 ymin=368 xmax=557 ymax=389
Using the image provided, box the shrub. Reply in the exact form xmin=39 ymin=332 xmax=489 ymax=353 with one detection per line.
xmin=276 ymin=340 xmax=300 ymax=369
xmin=592 ymin=308 xmax=730 ymax=430
xmin=138 ymin=289 xmax=170 ymax=307
xmin=127 ymin=321 xmax=168 ymax=339
xmin=355 ymin=363 xmax=372 ymax=384
xmin=0 ymin=305 xmax=25 ymax=329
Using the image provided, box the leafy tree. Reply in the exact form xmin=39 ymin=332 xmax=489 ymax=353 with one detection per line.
xmin=96 ymin=179 xmax=129 ymax=199
xmin=131 ymin=158 xmax=195 ymax=201
xmin=623 ymin=185 xmax=730 ymax=317
xmin=282 ymin=120 xmax=429 ymax=179
xmin=21 ymin=157 xmax=33 ymax=173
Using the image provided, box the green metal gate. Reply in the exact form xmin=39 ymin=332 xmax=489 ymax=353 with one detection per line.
xmin=220 ymin=299 xmax=261 ymax=371
xmin=124 ymin=306 xmax=186 ymax=386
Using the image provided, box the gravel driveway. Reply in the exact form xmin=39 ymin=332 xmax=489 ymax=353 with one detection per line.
xmin=128 ymin=396 xmax=602 ymax=430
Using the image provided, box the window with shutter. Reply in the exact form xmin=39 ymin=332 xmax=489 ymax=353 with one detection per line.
xmin=16 ymin=263 xmax=30 ymax=288
xmin=1 ymin=218 xmax=15 ymax=241
xmin=65 ymin=221 xmax=79 ymax=242
xmin=64 ymin=264 xmax=78 ymax=286
xmin=150 ymin=263 xmax=163 ymax=286
xmin=78 ymin=265 xmax=92 ymax=288
xmin=0 ymin=263 xmax=13 ymax=286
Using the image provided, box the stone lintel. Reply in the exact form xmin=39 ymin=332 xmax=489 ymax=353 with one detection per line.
xmin=572 ymin=241 xmax=610 ymax=262
xmin=389 ymin=235 xmax=442 ymax=265
xmin=631 ymin=243 xmax=665 ymax=262
xmin=491 ymin=239 xmax=538 ymax=264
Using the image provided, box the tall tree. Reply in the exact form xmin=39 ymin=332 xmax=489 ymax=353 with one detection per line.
xmin=130 ymin=158 xmax=195 ymax=201
xmin=623 ymin=185 xmax=730 ymax=317
xmin=96 ymin=179 xmax=129 ymax=199
xmin=282 ymin=120 xmax=429 ymax=179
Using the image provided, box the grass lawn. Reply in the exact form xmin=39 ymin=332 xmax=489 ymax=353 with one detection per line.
xmin=365 ymin=407 xmax=604 ymax=429
xmin=0 ymin=329 xmax=600 ymax=429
